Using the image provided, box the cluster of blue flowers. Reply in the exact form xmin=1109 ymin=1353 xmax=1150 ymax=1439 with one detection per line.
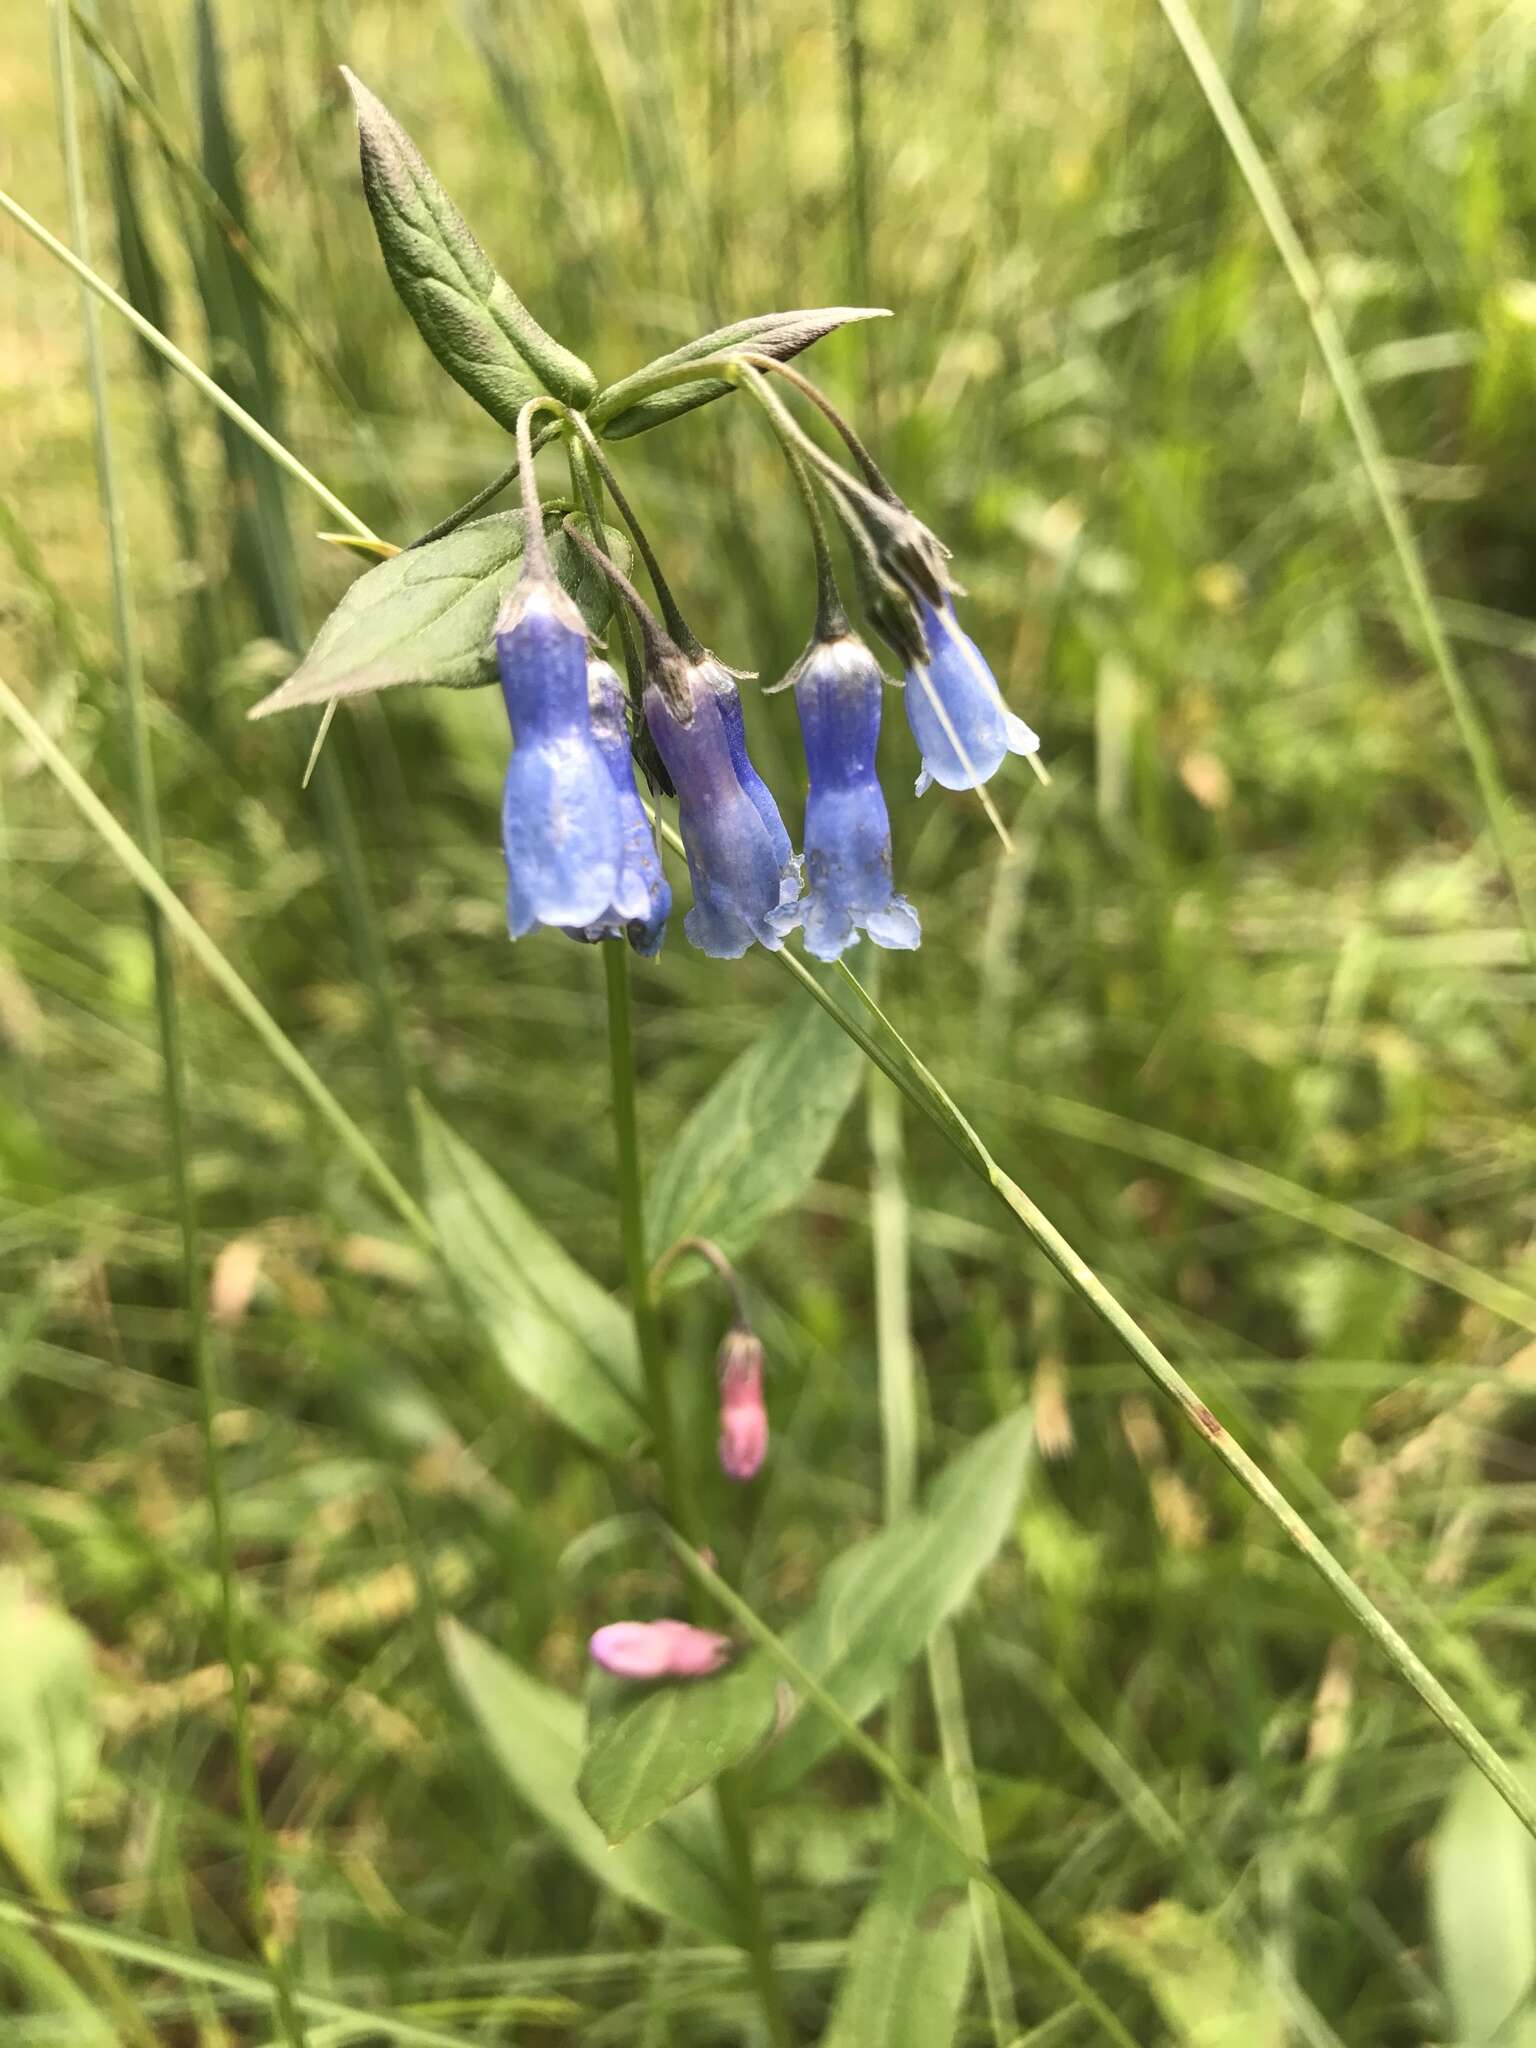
xmin=496 ymin=435 xmax=1040 ymax=964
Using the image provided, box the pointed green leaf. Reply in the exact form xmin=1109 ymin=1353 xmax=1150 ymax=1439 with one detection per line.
xmin=247 ymin=515 xmax=628 ymax=718
xmin=1431 ymin=1763 xmax=1536 ymax=2048
xmin=343 ymin=68 xmax=596 ymax=417
xmin=442 ymin=1622 xmax=738 ymax=1942
xmin=822 ymin=1788 xmax=973 ymax=2048
xmin=577 ymin=1656 xmax=779 ymax=1847
xmin=591 ymin=307 xmax=891 ymax=440
xmin=756 ymin=1409 xmax=1034 ymax=1796
xmin=415 ymin=1100 xmax=644 ymax=1456
xmin=646 ymin=997 xmax=862 ymax=1268
xmin=577 ymin=1411 xmax=1032 ymax=1839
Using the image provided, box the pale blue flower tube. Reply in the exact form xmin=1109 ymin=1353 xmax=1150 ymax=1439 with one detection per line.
xmin=904 ymin=597 xmax=1040 ymax=795
xmin=793 ymin=635 xmax=920 ymax=961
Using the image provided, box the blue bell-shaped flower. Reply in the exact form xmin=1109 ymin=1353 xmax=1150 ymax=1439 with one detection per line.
xmin=496 ymin=578 xmax=625 ymax=939
xmin=792 ymin=635 xmax=919 ymax=962
xmin=904 ymin=597 xmax=1039 ymax=795
xmin=644 ymin=663 xmax=802 ymax=959
xmin=564 ymin=659 xmax=671 ymax=958
xmin=696 ymin=657 xmax=799 ymax=876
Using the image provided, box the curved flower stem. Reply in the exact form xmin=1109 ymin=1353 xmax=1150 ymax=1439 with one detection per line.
xmin=651 ymin=1235 xmax=752 ymax=1327
xmin=514 ymin=397 xmax=571 ymax=577
xmin=599 ymin=945 xmax=791 ymax=2048
xmin=564 ymin=413 xmax=702 ymax=656
xmin=739 ymin=351 xmax=895 ymax=501
xmin=565 ymin=435 xmax=647 ymax=689
xmin=733 ymin=363 xmax=847 ymax=644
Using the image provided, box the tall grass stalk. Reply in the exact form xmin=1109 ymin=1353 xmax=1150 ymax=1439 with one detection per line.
xmin=868 ymin=1060 xmax=1021 ymax=2042
xmin=51 ymin=14 xmax=306 ymax=2041
xmin=0 ymin=677 xmax=430 ymax=1246
xmin=666 ymin=1528 xmax=1139 ymax=2047
xmin=0 ymin=186 xmax=378 ymax=542
xmin=821 ymin=955 xmax=1536 ymax=1839
xmin=1154 ymin=0 xmax=1536 ymax=963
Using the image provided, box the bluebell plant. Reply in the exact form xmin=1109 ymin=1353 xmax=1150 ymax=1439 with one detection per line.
xmin=251 ymin=73 xmax=1044 ymax=967
xmin=244 ymin=81 xmax=1055 ymax=2046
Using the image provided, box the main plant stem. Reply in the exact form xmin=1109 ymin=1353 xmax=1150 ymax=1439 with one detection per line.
xmin=600 ymin=944 xmax=792 ymax=2048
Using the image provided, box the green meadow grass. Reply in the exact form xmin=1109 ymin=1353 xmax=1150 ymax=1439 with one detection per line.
xmin=4 ymin=0 xmax=1536 ymax=2040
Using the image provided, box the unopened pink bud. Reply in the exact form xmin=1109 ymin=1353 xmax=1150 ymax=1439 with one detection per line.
xmin=717 ymin=1329 xmax=768 ymax=1481
xmin=588 ymin=1619 xmax=732 ymax=1681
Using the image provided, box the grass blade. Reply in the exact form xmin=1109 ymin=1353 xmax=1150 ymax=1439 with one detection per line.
xmin=0 ymin=1888 xmax=522 ymax=2048
xmin=867 ymin=1062 xmax=1018 ymax=2043
xmin=52 ymin=12 xmax=304 ymax=2038
xmin=662 ymin=1529 xmax=1139 ymax=2048
xmin=761 ymin=938 xmax=1536 ymax=1844
xmin=1007 ymin=1087 xmax=1536 ymax=1338
xmin=0 ymin=675 xmax=430 ymax=1247
xmin=1153 ymin=0 xmax=1536 ymax=963
xmin=0 ymin=185 xmax=377 ymax=541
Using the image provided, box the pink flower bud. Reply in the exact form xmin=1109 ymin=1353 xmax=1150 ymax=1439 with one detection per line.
xmin=588 ymin=1619 xmax=732 ymax=1681
xmin=717 ymin=1328 xmax=768 ymax=1482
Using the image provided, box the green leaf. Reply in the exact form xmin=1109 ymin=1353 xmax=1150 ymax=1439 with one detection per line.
xmin=1090 ymin=1902 xmax=1284 ymax=2048
xmin=756 ymin=1408 xmax=1034 ymax=1796
xmin=577 ymin=1411 xmax=1032 ymax=1839
xmin=442 ymin=1622 xmax=739 ymax=1943
xmin=822 ymin=1790 xmax=973 ymax=2048
xmin=247 ymin=515 xmax=627 ymax=719
xmin=0 ymin=1573 xmax=98 ymax=1882
xmin=646 ymin=997 xmax=862 ymax=1268
xmin=1431 ymin=1763 xmax=1536 ymax=2047
xmin=590 ymin=307 xmax=891 ymax=440
xmin=342 ymin=68 xmax=596 ymax=416
xmin=414 ymin=1099 xmax=645 ymax=1456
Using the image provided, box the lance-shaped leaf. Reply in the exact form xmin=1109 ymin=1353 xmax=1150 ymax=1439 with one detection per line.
xmin=415 ymin=1100 xmax=645 ymax=1457
xmin=647 ymin=997 xmax=863 ymax=1270
xmin=822 ymin=1787 xmax=973 ymax=2048
xmin=590 ymin=306 xmax=890 ymax=440
xmin=247 ymin=514 xmax=628 ymax=719
xmin=442 ymin=1622 xmax=738 ymax=1942
xmin=577 ymin=1410 xmax=1033 ymax=1841
xmin=343 ymin=67 xmax=596 ymax=418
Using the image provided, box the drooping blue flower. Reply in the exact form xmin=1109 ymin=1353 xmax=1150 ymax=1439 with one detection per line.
xmin=697 ymin=658 xmax=799 ymax=875
xmin=564 ymin=659 xmax=671 ymax=958
xmin=644 ymin=664 xmax=802 ymax=959
xmin=496 ymin=580 xmax=624 ymax=939
xmin=792 ymin=635 xmax=920 ymax=962
xmin=904 ymin=597 xmax=1040 ymax=796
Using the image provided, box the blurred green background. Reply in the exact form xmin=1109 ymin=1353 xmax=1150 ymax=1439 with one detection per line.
xmin=5 ymin=0 xmax=1536 ymax=2040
